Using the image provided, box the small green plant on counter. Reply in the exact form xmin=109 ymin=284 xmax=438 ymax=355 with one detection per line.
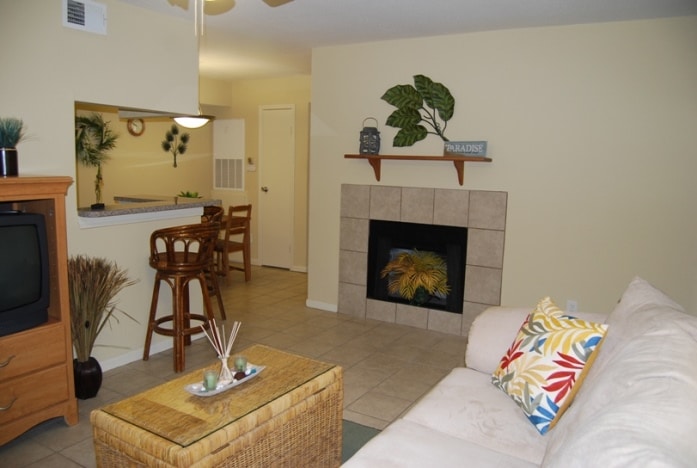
xmin=162 ymin=124 xmax=189 ymax=168
xmin=381 ymin=74 xmax=455 ymax=147
xmin=177 ymin=191 xmax=200 ymax=198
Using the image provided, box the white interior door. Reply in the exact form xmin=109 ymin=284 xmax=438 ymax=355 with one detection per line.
xmin=259 ymin=105 xmax=295 ymax=269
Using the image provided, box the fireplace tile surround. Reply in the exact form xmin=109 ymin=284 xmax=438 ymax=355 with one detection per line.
xmin=338 ymin=184 xmax=507 ymax=337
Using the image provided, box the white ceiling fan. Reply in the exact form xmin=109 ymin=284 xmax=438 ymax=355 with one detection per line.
xmin=201 ymin=0 xmax=293 ymax=15
xmin=191 ymin=0 xmax=293 ymax=36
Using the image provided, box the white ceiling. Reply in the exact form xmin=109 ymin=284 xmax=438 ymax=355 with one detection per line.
xmin=119 ymin=0 xmax=697 ymax=81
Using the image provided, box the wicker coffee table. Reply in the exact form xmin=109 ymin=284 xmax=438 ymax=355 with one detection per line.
xmin=91 ymin=345 xmax=343 ymax=467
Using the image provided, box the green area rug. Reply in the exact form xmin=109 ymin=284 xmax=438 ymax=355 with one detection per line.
xmin=342 ymin=420 xmax=381 ymax=463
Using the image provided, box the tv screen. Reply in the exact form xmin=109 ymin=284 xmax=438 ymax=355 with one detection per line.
xmin=0 ymin=211 xmax=50 ymax=337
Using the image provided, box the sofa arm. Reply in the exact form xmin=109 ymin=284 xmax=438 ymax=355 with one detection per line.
xmin=465 ymin=307 xmax=532 ymax=374
xmin=465 ymin=306 xmax=609 ymax=374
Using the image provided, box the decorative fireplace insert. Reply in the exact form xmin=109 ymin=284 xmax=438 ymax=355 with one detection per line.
xmin=366 ymin=219 xmax=467 ymax=314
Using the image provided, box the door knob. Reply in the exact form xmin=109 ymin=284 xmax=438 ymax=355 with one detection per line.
xmin=261 ymin=186 xmax=269 ymax=192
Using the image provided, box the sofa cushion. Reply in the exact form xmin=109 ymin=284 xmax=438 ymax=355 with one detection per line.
xmin=492 ymin=297 xmax=608 ymax=435
xmin=595 ymin=275 xmax=685 ymax=358
xmin=403 ymin=368 xmax=548 ymax=465
xmin=543 ymin=277 xmax=697 ymax=467
xmin=342 ymin=418 xmax=538 ymax=468
xmin=466 ymin=307 xmax=533 ymax=374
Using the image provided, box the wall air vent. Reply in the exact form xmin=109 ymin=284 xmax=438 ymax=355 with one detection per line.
xmin=213 ymin=119 xmax=246 ymax=190
xmin=63 ymin=0 xmax=107 ymax=35
xmin=215 ymin=157 xmax=245 ymax=190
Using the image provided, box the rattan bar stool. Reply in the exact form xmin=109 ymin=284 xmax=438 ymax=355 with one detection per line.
xmin=201 ymin=205 xmax=224 ymax=224
xmin=142 ymin=222 xmax=221 ymax=373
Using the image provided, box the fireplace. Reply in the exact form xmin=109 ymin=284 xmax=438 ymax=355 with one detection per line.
xmin=367 ymin=220 xmax=467 ymax=313
xmin=338 ymin=184 xmax=507 ymax=337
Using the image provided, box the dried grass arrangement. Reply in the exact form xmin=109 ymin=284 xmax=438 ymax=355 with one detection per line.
xmin=68 ymin=255 xmax=137 ymax=362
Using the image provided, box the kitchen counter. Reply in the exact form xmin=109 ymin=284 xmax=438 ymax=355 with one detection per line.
xmin=77 ymin=195 xmax=221 ymax=228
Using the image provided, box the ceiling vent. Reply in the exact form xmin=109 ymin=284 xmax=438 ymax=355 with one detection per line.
xmin=63 ymin=0 xmax=107 ymax=35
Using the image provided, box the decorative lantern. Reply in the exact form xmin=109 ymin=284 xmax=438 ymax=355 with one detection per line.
xmin=359 ymin=117 xmax=381 ymax=155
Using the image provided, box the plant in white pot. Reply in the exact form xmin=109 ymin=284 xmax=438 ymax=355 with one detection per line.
xmin=0 ymin=117 xmax=26 ymax=177
xmin=68 ymin=255 xmax=137 ymax=399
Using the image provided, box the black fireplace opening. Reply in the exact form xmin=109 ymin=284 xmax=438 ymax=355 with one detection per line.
xmin=366 ymin=219 xmax=467 ymax=314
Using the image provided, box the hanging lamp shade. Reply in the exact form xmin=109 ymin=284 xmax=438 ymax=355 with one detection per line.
xmin=173 ymin=104 xmax=214 ymax=128
xmin=173 ymin=115 xmax=212 ymax=129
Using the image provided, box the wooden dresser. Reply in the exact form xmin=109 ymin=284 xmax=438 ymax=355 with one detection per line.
xmin=0 ymin=176 xmax=78 ymax=445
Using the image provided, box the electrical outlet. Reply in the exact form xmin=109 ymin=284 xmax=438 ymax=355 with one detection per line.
xmin=566 ymin=300 xmax=578 ymax=313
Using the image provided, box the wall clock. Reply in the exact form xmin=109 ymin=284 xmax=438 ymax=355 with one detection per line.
xmin=127 ymin=118 xmax=145 ymax=137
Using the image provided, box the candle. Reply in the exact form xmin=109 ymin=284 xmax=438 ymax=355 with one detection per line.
xmin=203 ymin=370 xmax=218 ymax=391
xmin=234 ymin=355 xmax=247 ymax=372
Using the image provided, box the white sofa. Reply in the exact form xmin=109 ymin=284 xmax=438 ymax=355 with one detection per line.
xmin=344 ymin=277 xmax=697 ymax=467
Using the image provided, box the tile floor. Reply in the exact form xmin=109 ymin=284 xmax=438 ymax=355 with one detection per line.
xmin=0 ymin=266 xmax=467 ymax=467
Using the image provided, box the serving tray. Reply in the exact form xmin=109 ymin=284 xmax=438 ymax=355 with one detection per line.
xmin=184 ymin=364 xmax=265 ymax=397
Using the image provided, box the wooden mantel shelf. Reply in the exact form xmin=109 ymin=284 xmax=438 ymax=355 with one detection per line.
xmin=344 ymin=154 xmax=492 ymax=185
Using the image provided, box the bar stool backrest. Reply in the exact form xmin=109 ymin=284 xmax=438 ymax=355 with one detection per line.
xmin=202 ymin=205 xmax=224 ymax=224
xmin=149 ymin=223 xmax=220 ymax=274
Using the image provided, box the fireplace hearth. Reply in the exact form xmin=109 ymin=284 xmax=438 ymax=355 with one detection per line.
xmin=338 ymin=184 xmax=507 ymax=337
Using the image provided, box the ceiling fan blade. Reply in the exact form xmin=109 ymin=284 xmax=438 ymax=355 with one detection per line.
xmin=204 ymin=0 xmax=236 ymax=16
xmin=262 ymin=0 xmax=294 ymax=7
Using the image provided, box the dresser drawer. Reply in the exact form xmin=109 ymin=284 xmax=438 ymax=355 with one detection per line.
xmin=0 ymin=365 xmax=70 ymax=424
xmin=0 ymin=323 xmax=66 ymax=380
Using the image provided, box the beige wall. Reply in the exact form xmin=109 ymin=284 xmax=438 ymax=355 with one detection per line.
xmin=1 ymin=0 xmax=201 ymax=367
xmin=308 ymin=17 xmax=697 ymax=315
xmin=206 ymin=76 xmax=311 ymax=272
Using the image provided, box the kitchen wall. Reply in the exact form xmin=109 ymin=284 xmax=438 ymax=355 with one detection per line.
xmin=75 ymin=107 xmax=214 ymax=207
xmin=308 ymin=17 xmax=697 ymax=315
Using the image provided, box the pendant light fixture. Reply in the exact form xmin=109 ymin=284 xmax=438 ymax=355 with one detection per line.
xmin=173 ymin=0 xmax=216 ymax=129
xmin=173 ymin=110 xmax=214 ymax=129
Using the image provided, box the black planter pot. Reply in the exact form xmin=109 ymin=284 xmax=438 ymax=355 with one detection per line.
xmin=73 ymin=357 xmax=103 ymax=400
xmin=0 ymin=148 xmax=18 ymax=177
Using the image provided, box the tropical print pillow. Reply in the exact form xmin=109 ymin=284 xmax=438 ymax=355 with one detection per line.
xmin=492 ymin=297 xmax=608 ymax=435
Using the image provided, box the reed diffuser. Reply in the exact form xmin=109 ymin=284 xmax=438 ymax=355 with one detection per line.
xmin=200 ymin=320 xmax=241 ymax=385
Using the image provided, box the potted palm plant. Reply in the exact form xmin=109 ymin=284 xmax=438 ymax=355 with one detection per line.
xmin=68 ymin=255 xmax=137 ymax=399
xmin=75 ymin=113 xmax=119 ymax=209
xmin=0 ymin=117 xmax=26 ymax=177
xmin=380 ymin=249 xmax=451 ymax=306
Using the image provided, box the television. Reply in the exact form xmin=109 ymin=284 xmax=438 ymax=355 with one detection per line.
xmin=0 ymin=211 xmax=50 ymax=337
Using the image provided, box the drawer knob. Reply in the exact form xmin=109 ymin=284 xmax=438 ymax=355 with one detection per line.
xmin=0 ymin=396 xmax=17 ymax=411
xmin=0 ymin=355 xmax=15 ymax=368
